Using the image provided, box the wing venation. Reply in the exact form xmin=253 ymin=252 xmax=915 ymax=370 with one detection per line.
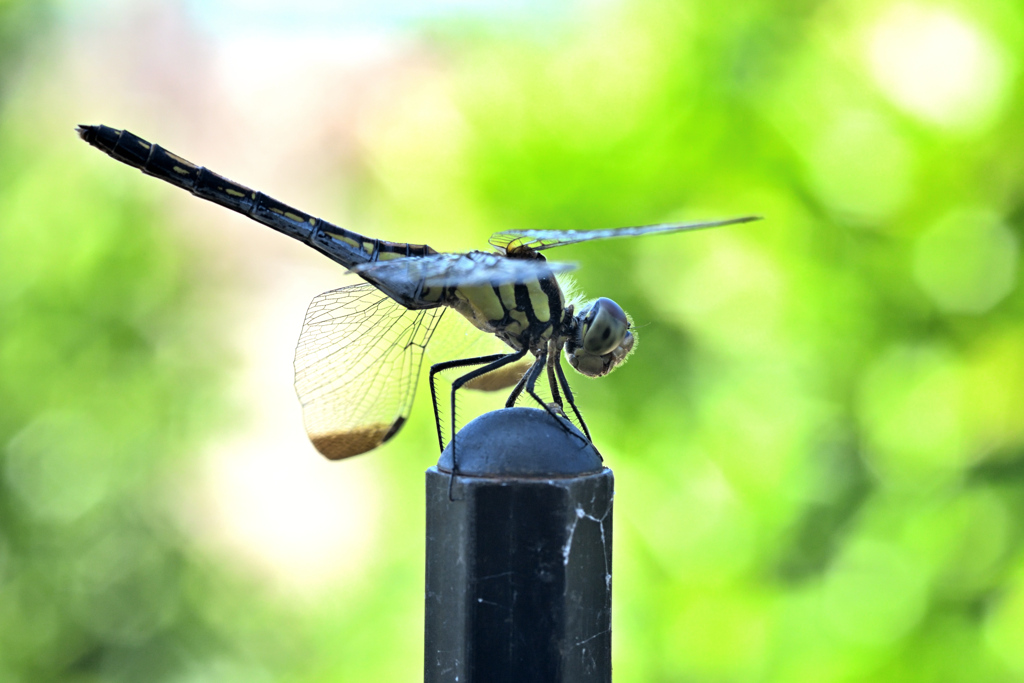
xmin=294 ymin=283 xmax=446 ymax=459
xmin=489 ymin=216 xmax=761 ymax=252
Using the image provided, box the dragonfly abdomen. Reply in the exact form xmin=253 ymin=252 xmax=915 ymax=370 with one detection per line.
xmin=77 ymin=125 xmax=437 ymax=272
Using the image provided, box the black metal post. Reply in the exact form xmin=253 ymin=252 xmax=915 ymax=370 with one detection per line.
xmin=424 ymin=408 xmax=613 ymax=683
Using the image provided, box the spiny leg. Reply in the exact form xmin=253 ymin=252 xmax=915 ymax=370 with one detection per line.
xmin=503 ymin=342 xmax=559 ymax=410
xmin=504 ymin=368 xmax=529 ymax=409
xmin=445 ymin=348 xmax=530 ymax=482
xmin=503 ymin=351 xmax=585 ymax=445
xmin=545 ymin=341 xmax=564 ymax=411
xmin=519 ymin=353 xmax=582 ymax=441
xmin=430 ymin=351 xmax=522 ymax=453
xmin=554 ymin=355 xmax=592 ymax=443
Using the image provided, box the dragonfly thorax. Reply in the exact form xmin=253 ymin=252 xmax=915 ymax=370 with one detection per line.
xmin=565 ymin=297 xmax=635 ymax=377
xmin=448 ymin=272 xmax=566 ymax=352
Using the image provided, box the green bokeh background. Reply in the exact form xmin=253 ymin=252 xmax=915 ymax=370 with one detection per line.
xmin=3 ymin=0 xmax=1024 ymax=681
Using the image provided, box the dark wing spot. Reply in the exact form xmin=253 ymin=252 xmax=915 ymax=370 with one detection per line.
xmin=383 ymin=416 xmax=407 ymax=443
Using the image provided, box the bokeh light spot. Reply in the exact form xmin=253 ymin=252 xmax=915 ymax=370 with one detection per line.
xmin=665 ymin=591 xmax=769 ymax=680
xmin=913 ymin=209 xmax=1018 ymax=315
xmin=807 ymin=110 xmax=913 ymax=220
xmin=822 ymin=540 xmax=928 ymax=645
xmin=4 ymin=411 xmax=113 ymax=523
xmin=858 ymin=345 xmax=972 ymax=484
xmin=904 ymin=488 xmax=1010 ymax=597
xmin=864 ymin=4 xmax=1011 ymax=130
xmin=71 ymin=531 xmax=181 ymax=645
xmin=192 ymin=439 xmax=384 ymax=594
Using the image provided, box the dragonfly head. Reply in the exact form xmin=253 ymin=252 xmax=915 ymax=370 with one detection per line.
xmin=565 ymin=297 xmax=635 ymax=377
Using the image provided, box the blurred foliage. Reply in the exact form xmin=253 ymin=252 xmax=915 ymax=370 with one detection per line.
xmin=356 ymin=1 xmax=1024 ymax=680
xmin=0 ymin=1 xmax=50 ymax=99
xmin=0 ymin=3 xmax=300 ymax=682
xmin=3 ymin=0 xmax=1024 ymax=681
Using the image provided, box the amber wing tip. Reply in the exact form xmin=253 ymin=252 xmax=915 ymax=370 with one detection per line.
xmin=309 ymin=420 xmax=403 ymax=460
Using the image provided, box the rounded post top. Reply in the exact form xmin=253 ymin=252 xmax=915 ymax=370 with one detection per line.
xmin=437 ymin=408 xmax=604 ymax=477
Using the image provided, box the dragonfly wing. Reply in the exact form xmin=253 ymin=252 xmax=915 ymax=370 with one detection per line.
xmin=294 ymin=283 xmax=446 ymax=459
xmin=489 ymin=215 xmax=761 ymax=252
xmin=424 ymin=300 xmax=533 ymax=392
xmin=352 ymin=251 xmax=577 ymax=287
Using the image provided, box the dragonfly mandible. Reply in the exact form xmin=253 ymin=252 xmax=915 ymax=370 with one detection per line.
xmin=78 ymin=124 xmax=759 ymax=462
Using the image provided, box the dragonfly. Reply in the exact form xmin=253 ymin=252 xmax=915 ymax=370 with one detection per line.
xmin=78 ymin=124 xmax=759 ymax=465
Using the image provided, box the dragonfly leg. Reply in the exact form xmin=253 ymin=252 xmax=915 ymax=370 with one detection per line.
xmin=545 ymin=342 xmax=564 ymax=412
xmin=520 ymin=353 xmax=586 ymax=446
xmin=503 ymin=369 xmax=529 ymax=408
xmin=554 ymin=356 xmax=593 ymax=444
xmin=499 ymin=342 xmax=557 ymax=411
xmin=430 ymin=351 xmax=523 ymax=453
xmin=441 ymin=349 xmax=531 ymax=500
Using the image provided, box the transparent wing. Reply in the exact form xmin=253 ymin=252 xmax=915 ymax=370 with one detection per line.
xmin=425 ymin=301 xmax=533 ymax=392
xmin=351 ymin=251 xmax=577 ymax=287
xmin=489 ymin=215 xmax=762 ymax=252
xmin=294 ymin=283 xmax=446 ymax=459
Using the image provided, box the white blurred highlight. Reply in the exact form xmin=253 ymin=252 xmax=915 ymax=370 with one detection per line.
xmin=864 ymin=4 xmax=1011 ymax=130
xmin=198 ymin=433 xmax=382 ymax=592
xmin=189 ymin=240 xmax=385 ymax=594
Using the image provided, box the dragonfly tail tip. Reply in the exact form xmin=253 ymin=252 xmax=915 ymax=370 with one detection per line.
xmin=76 ymin=124 xmax=97 ymax=142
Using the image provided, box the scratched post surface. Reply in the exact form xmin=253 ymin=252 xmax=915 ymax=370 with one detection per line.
xmin=424 ymin=408 xmax=613 ymax=683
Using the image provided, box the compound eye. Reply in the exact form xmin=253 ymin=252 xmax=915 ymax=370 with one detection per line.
xmin=582 ymin=298 xmax=629 ymax=356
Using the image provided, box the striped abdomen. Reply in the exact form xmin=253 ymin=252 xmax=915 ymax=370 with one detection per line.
xmin=450 ymin=274 xmax=566 ymax=350
xmin=77 ymin=125 xmax=436 ymax=271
